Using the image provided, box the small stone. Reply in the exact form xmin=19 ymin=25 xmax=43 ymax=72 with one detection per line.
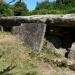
xmin=69 ymin=64 xmax=75 ymax=71
xmin=68 ymin=43 xmax=75 ymax=59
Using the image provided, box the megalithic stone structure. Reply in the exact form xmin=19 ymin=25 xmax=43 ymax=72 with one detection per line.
xmin=1 ymin=14 xmax=75 ymax=59
xmin=12 ymin=23 xmax=46 ymax=50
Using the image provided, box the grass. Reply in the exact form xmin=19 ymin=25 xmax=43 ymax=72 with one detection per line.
xmin=0 ymin=32 xmax=42 ymax=75
xmin=0 ymin=31 xmax=75 ymax=75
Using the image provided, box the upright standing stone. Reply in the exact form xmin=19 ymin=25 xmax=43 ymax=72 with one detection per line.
xmin=68 ymin=43 xmax=75 ymax=59
xmin=18 ymin=23 xmax=46 ymax=50
xmin=12 ymin=26 xmax=20 ymax=34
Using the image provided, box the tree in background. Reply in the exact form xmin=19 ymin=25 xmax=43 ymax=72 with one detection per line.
xmin=0 ymin=0 xmax=75 ymax=16
xmin=33 ymin=0 xmax=75 ymax=14
xmin=14 ymin=1 xmax=28 ymax=16
xmin=0 ymin=0 xmax=14 ymax=16
xmin=35 ymin=0 xmax=51 ymax=10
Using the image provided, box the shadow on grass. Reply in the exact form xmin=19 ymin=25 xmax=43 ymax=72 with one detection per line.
xmin=0 ymin=65 xmax=16 ymax=75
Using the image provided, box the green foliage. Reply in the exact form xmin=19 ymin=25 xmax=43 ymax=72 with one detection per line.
xmin=55 ymin=0 xmax=75 ymax=9
xmin=58 ymin=60 xmax=68 ymax=67
xmin=14 ymin=2 xmax=28 ymax=16
xmin=32 ymin=0 xmax=75 ymax=15
xmin=0 ymin=0 xmax=75 ymax=16
xmin=49 ymin=60 xmax=68 ymax=67
xmin=0 ymin=0 xmax=14 ymax=16
xmin=35 ymin=0 xmax=51 ymax=10
xmin=0 ymin=0 xmax=28 ymax=16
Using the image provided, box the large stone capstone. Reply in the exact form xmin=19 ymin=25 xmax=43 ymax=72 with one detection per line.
xmin=1 ymin=14 xmax=75 ymax=27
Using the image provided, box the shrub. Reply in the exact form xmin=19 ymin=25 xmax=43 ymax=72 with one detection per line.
xmin=49 ymin=60 xmax=68 ymax=67
xmin=58 ymin=60 xmax=68 ymax=67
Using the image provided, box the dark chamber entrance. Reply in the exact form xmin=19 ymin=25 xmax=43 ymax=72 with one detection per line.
xmin=45 ymin=24 xmax=75 ymax=51
xmin=3 ymin=26 xmax=12 ymax=32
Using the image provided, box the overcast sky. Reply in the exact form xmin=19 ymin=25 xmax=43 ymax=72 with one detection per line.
xmin=5 ymin=0 xmax=55 ymax=11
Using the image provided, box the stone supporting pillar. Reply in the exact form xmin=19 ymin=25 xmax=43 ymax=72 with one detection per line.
xmin=12 ymin=23 xmax=46 ymax=50
xmin=0 ymin=25 xmax=4 ymax=32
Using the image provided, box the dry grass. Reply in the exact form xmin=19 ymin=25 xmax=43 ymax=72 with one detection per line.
xmin=0 ymin=31 xmax=75 ymax=75
xmin=0 ymin=32 xmax=42 ymax=75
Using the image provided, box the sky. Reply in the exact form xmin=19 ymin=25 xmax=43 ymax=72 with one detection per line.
xmin=5 ymin=0 xmax=55 ymax=11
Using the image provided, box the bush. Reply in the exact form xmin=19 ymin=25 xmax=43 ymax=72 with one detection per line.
xmin=14 ymin=2 xmax=28 ymax=16
xmin=58 ymin=60 xmax=68 ymax=67
xmin=49 ymin=60 xmax=68 ymax=67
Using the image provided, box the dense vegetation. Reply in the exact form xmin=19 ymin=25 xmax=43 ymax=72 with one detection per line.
xmin=0 ymin=0 xmax=75 ymax=16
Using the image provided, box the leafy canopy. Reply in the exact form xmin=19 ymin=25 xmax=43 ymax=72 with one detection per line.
xmin=14 ymin=1 xmax=28 ymax=16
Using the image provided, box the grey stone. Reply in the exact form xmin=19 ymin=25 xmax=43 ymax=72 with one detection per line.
xmin=12 ymin=26 xmax=20 ymax=34
xmin=68 ymin=43 xmax=75 ymax=59
xmin=45 ymin=35 xmax=67 ymax=56
xmin=45 ymin=40 xmax=55 ymax=51
xmin=18 ymin=23 xmax=46 ymax=50
xmin=69 ymin=64 xmax=75 ymax=71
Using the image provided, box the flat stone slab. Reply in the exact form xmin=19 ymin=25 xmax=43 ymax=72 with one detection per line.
xmin=1 ymin=14 xmax=75 ymax=27
xmin=13 ymin=23 xmax=46 ymax=50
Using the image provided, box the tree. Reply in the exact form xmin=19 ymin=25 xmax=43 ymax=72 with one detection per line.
xmin=0 ymin=0 xmax=14 ymax=16
xmin=55 ymin=0 xmax=75 ymax=9
xmin=14 ymin=1 xmax=28 ymax=16
xmin=35 ymin=0 xmax=51 ymax=10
